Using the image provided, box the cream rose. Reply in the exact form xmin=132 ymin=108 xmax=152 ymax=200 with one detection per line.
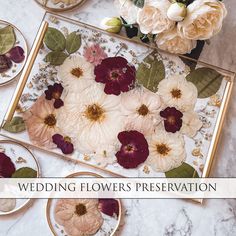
xmin=137 ymin=0 xmax=175 ymax=34
xmin=114 ymin=0 xmax=139 ymax=24
xmin=156 ymin=28 xmax=197 ymax=54
xmin=178 ymin=0 xmax=227 ymax=40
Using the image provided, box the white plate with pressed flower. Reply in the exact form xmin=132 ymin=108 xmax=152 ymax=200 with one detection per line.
xmin=46 ymin=172 xmax=122 ymax=236
xmin=34 ymin=0 xmax=86 ymax=12
xmin=0 ymin=20 xmax=28 ymax=86
xmin=0 ymin=139 xmax=40 ymax=216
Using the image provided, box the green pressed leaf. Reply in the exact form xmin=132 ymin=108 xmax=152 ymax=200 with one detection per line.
xmin=12 ymin=167 xmax=37 ymax=178
xmin=165 ymin=163 xmax=199 ymax=178
xmin=131 ymin=0 xmax=145 ymax=8
xmin=45 ymin=51 xmax=68 ymax=66
xmin=44 ymin=27 xmax=66 ymax=51
xmin=66 ymin=32 xmax=81 ymax=54
xmin=0 ymin=25 xmax=16 ymax=55
xmin=136 ymin=52 xmax=165 ymax=92
xmin=186 ymin=67 xmax=223 ymax=98
xmin=3 ymin=116 xmax=26 ymax=133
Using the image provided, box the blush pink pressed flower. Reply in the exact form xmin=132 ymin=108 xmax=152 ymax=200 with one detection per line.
xmin=94 ymin=56 xmax=136 ymax=96
xmin=83 ymin=44 xmax=108 ymax=66
xmin=23 ymin=96 xmax=60 ymax=148
xmin=54 ymin=199 xmax=103 ymax=236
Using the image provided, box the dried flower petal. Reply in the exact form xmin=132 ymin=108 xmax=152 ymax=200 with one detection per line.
xmin=6 ymin=46 xmax=25 ymax=63
xmin=0 ymin=152 xmax=16 ymax=178
xmin=0 ymin=55 xmax=12 ymax=73
xmin=52 ymin=134 xmax=74 ymax=154
xmin=94 ymin=56 xmax=136 ymax=96
xmin=160 ymin=107 xmax=183 ymax=133
xmin=98 ymin=199 xmax=119 ymax=217
xmin=45 ymin=83 xmax=64 ymax=109
xmin=116 ymin=130 xmax=149 ymax=169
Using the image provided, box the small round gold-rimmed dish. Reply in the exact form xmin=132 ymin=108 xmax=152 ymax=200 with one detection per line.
xmin=34 ymin=0 xmax=87 ymax=12
xmin=0 ymin=139 xmax=40 ymax=216
xmin=46 ymin=172 xmax=122 ymax=236
xmin=0 ymin=20 xmax=28 ymax=87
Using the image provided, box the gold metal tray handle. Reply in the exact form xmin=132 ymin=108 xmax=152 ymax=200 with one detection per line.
xmin=4 ymin=21 xmax=49 ymax=122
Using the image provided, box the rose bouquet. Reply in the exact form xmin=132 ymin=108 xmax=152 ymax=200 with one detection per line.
xmin=114 ymin=0 xmax=227 ymax=55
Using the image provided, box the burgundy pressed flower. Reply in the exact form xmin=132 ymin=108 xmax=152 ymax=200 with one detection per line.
xmin=52 ymin=134 xmax=74 ymax=155
xmin=45 ymin=83 xmax=64 ymax=109
xmin=116 ymin=130 xmax=149 ymax=169
xmin=0 ymin=153 xmax=16 ymax=178
xmin=160 ymin=107 xmax=183 ymax=133
xmin=6 ymin=46 xmax=25 ymax=63
xmin=0 ymin=55 xmax=12 ymax=73
xmin=94 ymin=56 xmax=136 ymax=96
xmin=98 ymin=199 xmax=119 ymax=217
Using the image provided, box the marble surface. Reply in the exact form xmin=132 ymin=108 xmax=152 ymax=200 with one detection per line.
xmin=0 ymin=0 xmax=236 ymax=235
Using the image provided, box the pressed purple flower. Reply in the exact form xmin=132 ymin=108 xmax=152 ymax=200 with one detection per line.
xmin=160 ymin=107 xmax=183 ymax=133
xmin=0 ymin=55 xmax=12 ymax=73
xmin=6 ymin=46 xmax=25 ymax=63
xmin=116 ymin=130 xmax=149 ymax=169
xmin=45 ymin=83 xmax=64 ymax=109
xmin=98 ymin=199 xmax=119 ymax=217
xmin=52 ymin=134 xmax=74 ymax=155
xmin=0 ymin=153 xmax=16 ymax=178
xmin=94 ymin=56 xmax=136 ymax=96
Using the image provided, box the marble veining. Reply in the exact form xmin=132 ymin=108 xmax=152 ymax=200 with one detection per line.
xmin=0 ymin=0 xmax=235 ymax=235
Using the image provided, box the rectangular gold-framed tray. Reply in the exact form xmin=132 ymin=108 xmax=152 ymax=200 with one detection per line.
xmin=1 ymin=12 xmax=234 ymax=178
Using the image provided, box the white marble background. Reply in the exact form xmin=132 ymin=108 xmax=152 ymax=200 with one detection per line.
xmin=0 ymin=0 xmax=235 ymax=235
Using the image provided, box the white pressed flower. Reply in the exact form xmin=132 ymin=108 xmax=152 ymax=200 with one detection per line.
xmin=58 ymin=55 xmax=95 ymax=93
xmin=57 ymin=84 xmax=124 ymax=154
xmin=158 ymin=75 xmax=198 ymax=112
xmin=94 ymin=144 xmax=117 ymax=167
xmin=181 ymin=111 xmax=202 ymax=137
xmin=146 ymin=130 xmax=186 ymax=172
xmin=114 ymin=0 xmax=139 ymax=24
xmin=121 ymin=88 xmax=162 ymax=135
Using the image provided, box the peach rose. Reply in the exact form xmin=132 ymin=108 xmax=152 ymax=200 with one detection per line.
xmin=178 ymin=0 xmax=227 ymax=40
xmin=156 ymin=28 xmax=197 ymax=54
xmin=23 ymin=95 xmax=60 ymax=148
xmin=137 ymin=0 xmax=175 ymax=34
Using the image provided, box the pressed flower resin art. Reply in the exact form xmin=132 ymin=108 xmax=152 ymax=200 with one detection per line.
xmin=0 ymin=20 xmax=27 ymax=85
xmin=46 ymin=172 xmax=121 ymax=236
xmin=0 ymin=140 xmax=39 ymax=216
xmin=1 ymin=13 xmax=234 ymax=178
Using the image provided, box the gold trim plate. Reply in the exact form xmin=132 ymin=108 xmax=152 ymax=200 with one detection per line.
xmin=34 ymin=0 xmax=87 ymax=12
xmin=0 ymin=139 xmax=40 ymax=216
xmin=0 ymin=20 xmax=28 ymax=87
xmin=46 ymin=172 xmax=122 ymax=236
